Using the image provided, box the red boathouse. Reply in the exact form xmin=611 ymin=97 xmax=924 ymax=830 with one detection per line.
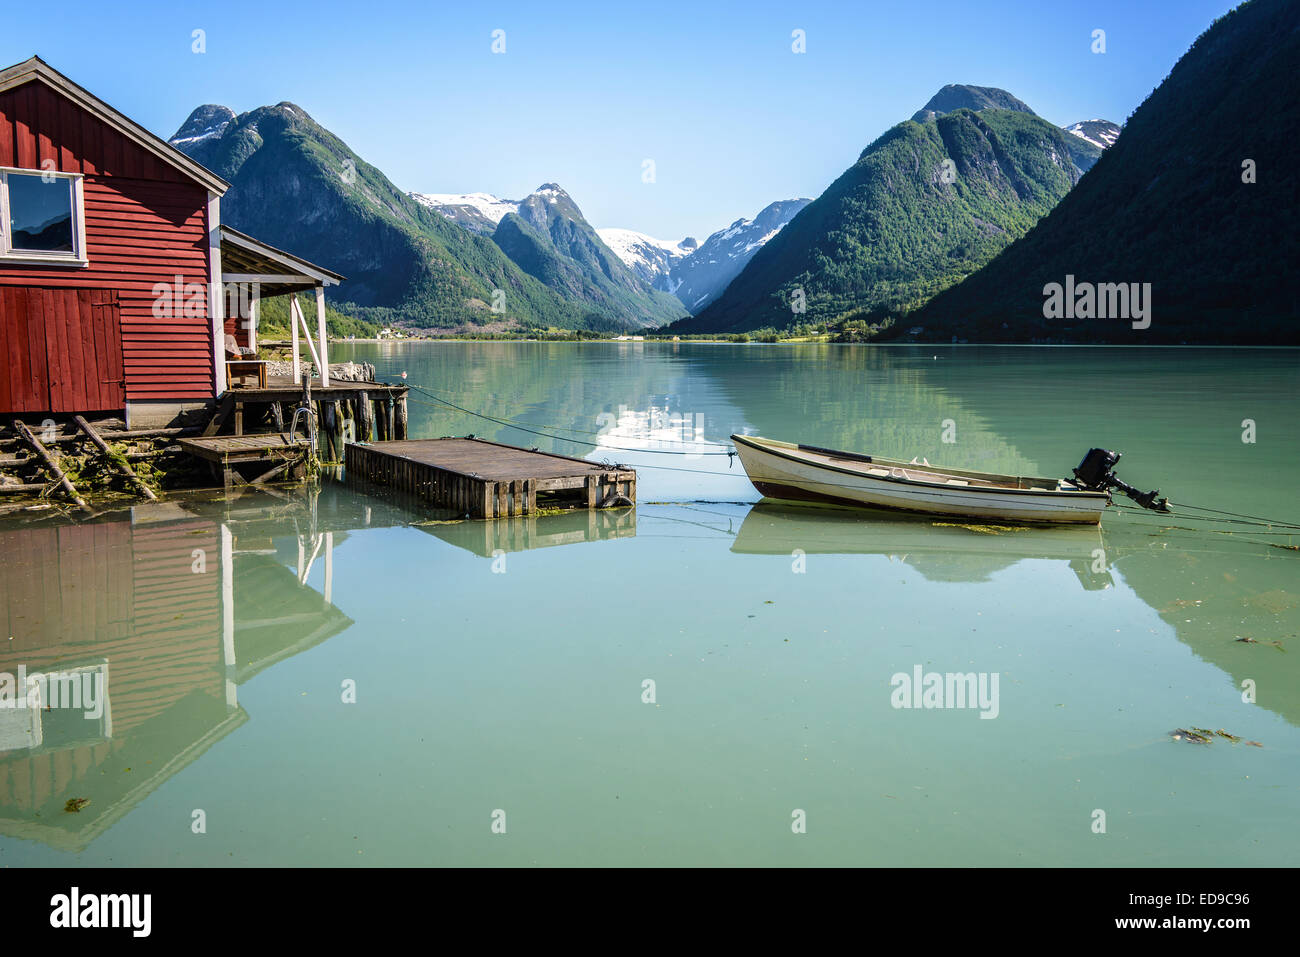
xmin=0 ymin=56 xmax=341 ymax=428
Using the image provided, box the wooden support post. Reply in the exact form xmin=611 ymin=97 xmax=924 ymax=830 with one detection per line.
xmin=249 ymin=281 xmax=260 ymax=354
xmin=12 ymin=420 xmax=89 ymax=510
xmin=251 ymin=459 xmax=295 ymax=485
xmin=290 ymin=294 xmax=301 ymax=385
xmin=396 ymin=394 xmax=408 ymax=439
xmin=321 ymin=402 xmax=337 ymax=462
xmin=358 ymin=391 xmax=373 ymax=442
xmin=74 ymin=415 xmax=157 ymax=501
xmin=234 ymin=400 xmax=244 ymax=436
xmin=270 ymin=401 xmax=285 ymax=432
xmin=316 ymin=285 xmax=329 ymax=388
xmin=204 ymin=394 xmax=235 ymax=436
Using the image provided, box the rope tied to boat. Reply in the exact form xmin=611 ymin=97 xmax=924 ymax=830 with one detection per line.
xmin=388 ymin=380 xmax=1300 ymax=537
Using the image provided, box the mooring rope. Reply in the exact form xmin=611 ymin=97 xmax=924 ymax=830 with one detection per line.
xmin=403 ymin=384 xmax=735 ymax=456
xmin=395 ymin=380 xmax=1300 ymax=536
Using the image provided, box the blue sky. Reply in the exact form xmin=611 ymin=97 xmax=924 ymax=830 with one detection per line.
xmin=5 ymin=0 xmax=1236 ymax=241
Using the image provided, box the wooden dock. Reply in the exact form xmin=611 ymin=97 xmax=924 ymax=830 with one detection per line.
xmin=177 ymin=433 xmax=309 ymax=489
xmin=213 ymin=376 xmax=409 ymax=456
xmin=345 ymin=437 xmax=636 ymax=518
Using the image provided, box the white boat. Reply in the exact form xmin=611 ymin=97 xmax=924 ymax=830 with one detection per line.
xmin=730 ymin=434 xmax=1112 ymax=525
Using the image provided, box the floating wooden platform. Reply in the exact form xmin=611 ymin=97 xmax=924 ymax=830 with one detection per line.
xmin=345 ymin=437 xmax=636 ymax=518
xmin=177 ymin=433 xmax=309 ymax=489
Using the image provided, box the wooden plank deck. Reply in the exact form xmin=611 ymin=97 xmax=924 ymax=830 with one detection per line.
xmin=178 ymin=433 xmax=304 ymax=463
xmin=177 ymin=433 xmax=308 ymax=489
xmin=227 ymin=375 xmax=407 ymax=401
xmin=345 ymin=436 xmax=636 ymax=518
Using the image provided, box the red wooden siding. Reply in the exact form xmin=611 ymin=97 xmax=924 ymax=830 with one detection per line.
xmin=0 ymin=287 xmax=124 ymax=413
xmin=0 ymin=80 xmax=214 ymax=408
xmin=0 ymin=81 xmax=192 ymax=182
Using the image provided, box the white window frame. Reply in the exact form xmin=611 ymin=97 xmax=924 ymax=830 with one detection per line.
xmin=0 ymin=166 xmax=89 ymax=267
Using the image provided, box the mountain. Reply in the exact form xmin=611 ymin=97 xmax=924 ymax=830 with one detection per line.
xmin=910 ymin=84 xmax=1035 ymax=123
xmin=908 ymin=84 xmax=1102 ymax=174
xmin=669 ymin=199 xmax=813 ymax=314
xmin=168 ymin=103 xmax=604 ymax=331
xmin=491 ymin=184 xmax=687 ymax=327
xmin=909 ymin=0 xmax=1299 ymax=344
xmin=168 ymin=104 xmax=235 ymax=158
xmin=596 ymin=229 xmax=698 ymax=292
xmin=672 ymin=97 xmax=1093 ymax=335
xmin=411 ymin=187 xmax=687 ymax=325
xmin=1064 ymin=119 xmax=1121 ymax=150
xmin=411 ymin=192 xmax=519 ymax=234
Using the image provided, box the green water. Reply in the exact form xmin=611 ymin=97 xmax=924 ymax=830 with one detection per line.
xmin=1 ymin=344 xmax=1297 ymax=866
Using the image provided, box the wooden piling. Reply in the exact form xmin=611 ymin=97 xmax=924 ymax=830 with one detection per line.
xmin=74 ymin=415 xmax=157 ymax=501
xmin=395 ymin=395 xmax=408 ymax=439
xmin=321 ymin=402 xmax=337 ymax=462
xmin=12 ymin=420 xmax=90 ymax=510
xmin=358 ymin=391 xmax=373 ymax=442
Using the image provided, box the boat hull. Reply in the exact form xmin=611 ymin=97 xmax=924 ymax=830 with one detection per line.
xmin=732 ymin=435 xmax=1108 ymax=525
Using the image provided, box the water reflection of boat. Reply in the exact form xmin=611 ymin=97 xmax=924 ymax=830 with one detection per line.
xmin=417 ymin=507 xmax=635 ymax=557
xmin=731 ymin=434 xmax=1109 ymax=524
xmin=732 ymin=502 xmax=1110 ymax=586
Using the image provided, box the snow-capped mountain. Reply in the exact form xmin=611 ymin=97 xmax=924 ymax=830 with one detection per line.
xmin=411 ymin=192 xmax=520 ymax=234
xmin=488 ymin=184 xmax=687 ymax=327
xmin=596 ymin=229 xmax=698 ymax=292
xmin=669 ymin=199 xmax=812 ymax=313
xmin=1064 ymin=119 xmax=1121 ymax=150
xmin=168 ymin=104 xmax=235 ymax=147
xmin=412 ymin=183 xmax=808 ymax=315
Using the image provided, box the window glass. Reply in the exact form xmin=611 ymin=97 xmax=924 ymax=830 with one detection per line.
xmin=7 ymin=173 xmax=75 ymax=253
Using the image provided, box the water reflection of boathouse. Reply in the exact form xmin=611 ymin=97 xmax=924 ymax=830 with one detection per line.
xmin=0 ymin=495 xmax=354 ymax=851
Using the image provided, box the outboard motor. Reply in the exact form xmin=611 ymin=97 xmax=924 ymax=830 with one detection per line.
xmin=1072 ymin=448 xmax=1171 ymax=513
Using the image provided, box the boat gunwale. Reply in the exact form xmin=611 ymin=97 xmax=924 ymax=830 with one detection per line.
xmin=730 ymin=434 xmax=1110 ymax=501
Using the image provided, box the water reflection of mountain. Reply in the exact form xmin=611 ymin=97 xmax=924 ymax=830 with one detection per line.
xmin=732 ymin=501 xmax=1300 ymax=728
xmin=0 ymin=492 xmax=360 ymax=851
xmin=684 ymin=344 xmax=1041 ymax=476
xmin=341 ymin=341 xmax=748 ymax=462
xmin=1108 ymin=533 xmax=1300 ymax=728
